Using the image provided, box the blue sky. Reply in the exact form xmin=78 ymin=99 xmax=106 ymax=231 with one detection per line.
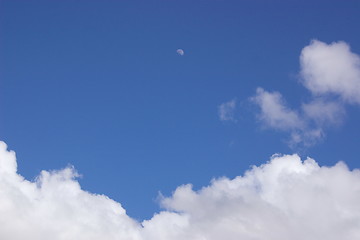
xmin=1 ymin=0 xmax=360 ymax=223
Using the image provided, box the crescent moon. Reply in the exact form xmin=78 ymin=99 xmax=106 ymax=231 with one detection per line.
xmin=176 ymin=49 xmax=184 ymax=56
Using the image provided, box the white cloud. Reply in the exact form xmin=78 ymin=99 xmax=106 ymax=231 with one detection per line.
xmin=218 ymin=99 xmax=237 ymax=122
xmin=300 ymin=40 xmax=360 ymax=103
xmin=1 ymin=141 xmax=360 ymax=239
xmin=252 ymin=40 xmax=360 ymax=147
xmin=251 ymin=88 xmax=324 ymax=146
xmin=251 ymin=88 xmax=303 ymax=130
xmin=151 ymin=154 xmax=360 ymax=240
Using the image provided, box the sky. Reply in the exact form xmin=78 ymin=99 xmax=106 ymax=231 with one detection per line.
xmin=1 ymin=1 xmax=360 ymax=239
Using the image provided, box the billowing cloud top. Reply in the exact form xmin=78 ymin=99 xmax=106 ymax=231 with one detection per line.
xmin=0 ymin=142 xmax=142 ymax=240
xmin=1 ymin=141 xmax=360 ymax=239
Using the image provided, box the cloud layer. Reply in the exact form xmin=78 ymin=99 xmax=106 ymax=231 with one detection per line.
xmin=252 ymin=40 xmax=360 ymax=146
xmin=1 ymin=141 xmax=360 ymax=239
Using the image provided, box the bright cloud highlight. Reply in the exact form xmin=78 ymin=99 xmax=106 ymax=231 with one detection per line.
xmin=1 ymin=141 xmax=360 ymax=239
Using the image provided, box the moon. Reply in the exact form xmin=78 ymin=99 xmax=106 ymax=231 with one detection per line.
xmin=176 ymin=49 xmax=184 ymax=56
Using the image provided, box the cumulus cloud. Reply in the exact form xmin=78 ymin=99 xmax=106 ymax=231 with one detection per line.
xmin=218 ymin=99 xmax=237 ymax=122
xmin=1 ymin=141 xmax=360 ymax=239
xmin=0 ymin=142 xmax=142 ymax=240
xmin=301 ymin=40 xmax=360 ymax=103
xmin=153 ymin=154 xmax=360 ymax=240
xmin=252 ymin=40 xmax=360 ymax=147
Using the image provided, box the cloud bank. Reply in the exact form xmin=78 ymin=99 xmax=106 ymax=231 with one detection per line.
xmin=1 ymin=141 xmax=360 ymax=239
xmin=252 ymin=40 xmax=360 ymax=146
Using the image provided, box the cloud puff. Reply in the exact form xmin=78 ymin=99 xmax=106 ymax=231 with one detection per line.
xmin=301 ymin=40 xmax=360 ymax=103
xmin=252 ymin=88 xmax=303 ymax=130
xmin=218 ymin=99 xmax=237 ymax=122
xmin=252 ymin=40 xmax=360 ymax=147
xmin=1 ymin=141 xmax=360 ymax=239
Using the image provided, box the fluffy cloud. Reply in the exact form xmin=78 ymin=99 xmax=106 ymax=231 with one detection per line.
xmin=1 ymin=141 xmax=360 ymax=239
xmin=300 ymin=40 xmax=360 ymax=103
xmin=0 ymin=142 xmax=142 ymax=240
xmin=252 ymin=40 xmax=360 ymax=146
xmin=152 ymin=155 xmax=360 ymax=240
xmin=218 ymin=99 xmax=237 ymax=122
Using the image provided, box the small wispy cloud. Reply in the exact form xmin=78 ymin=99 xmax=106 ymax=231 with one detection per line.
xmin=301 ymin=99 xmax=345 ymax=126
xmin=218 ymin=99 xmax=237 ymax=122
xmin=252 ymin=40 xmax=360 ymax=147
xmin=252 ymin=88 xmax=304 ymax=131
